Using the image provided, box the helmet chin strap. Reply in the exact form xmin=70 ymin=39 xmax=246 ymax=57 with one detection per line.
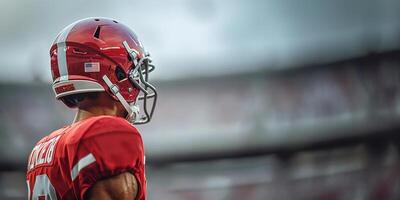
xmin=102 ymin=75 xmax=139 ymax=124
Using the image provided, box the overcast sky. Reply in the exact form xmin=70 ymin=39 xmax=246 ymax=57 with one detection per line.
xmin=0 ymin=0 xmax=399 ymax=82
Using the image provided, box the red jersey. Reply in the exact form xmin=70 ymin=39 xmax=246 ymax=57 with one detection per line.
xmin=26 ymin=116 xmax=146 ymax=200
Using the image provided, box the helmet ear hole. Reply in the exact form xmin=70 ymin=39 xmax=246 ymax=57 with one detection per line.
xmin=115 ymin=66 xmax=127 ymax=81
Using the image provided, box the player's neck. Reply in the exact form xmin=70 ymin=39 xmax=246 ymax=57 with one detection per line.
xmin=73 ymin=107 xmax=119 ymax=123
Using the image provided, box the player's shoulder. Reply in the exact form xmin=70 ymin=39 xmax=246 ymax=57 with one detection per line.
xmin=36 ymin=126 xmax=65 ymax=144
xmin=85 ymin=115 xmax=139 ymax=137
xmin=65 ymin=115 xmax=140 ymax=144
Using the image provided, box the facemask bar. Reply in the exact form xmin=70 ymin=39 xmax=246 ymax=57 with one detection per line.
xmin=102 ymin=75 xmax=140 ymax=124
xmin=123 ymin=41 xmax=157 ymax=124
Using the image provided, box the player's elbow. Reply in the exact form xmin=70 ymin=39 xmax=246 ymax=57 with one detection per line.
xmin=87 ymin=172 xmax=138 ymax=200
xmin=114 ymin=172 xmax=138 ymax=199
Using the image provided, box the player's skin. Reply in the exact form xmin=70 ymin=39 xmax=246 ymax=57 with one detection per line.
xmin=73 ymin=92 xmax=138 ymax=200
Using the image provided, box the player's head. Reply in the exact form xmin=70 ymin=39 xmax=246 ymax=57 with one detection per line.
xmin=50 ymin=17 xmax=157 ymax=124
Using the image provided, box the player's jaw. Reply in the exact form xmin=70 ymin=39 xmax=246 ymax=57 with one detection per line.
xmin=73 ymin=92 xmax=131 ymax=123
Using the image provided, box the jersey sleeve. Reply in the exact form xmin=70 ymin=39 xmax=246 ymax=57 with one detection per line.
xmin=67 ymin=116 xmax=145 ymax=199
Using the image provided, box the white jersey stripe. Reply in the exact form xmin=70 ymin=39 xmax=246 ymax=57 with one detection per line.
xmin=71 ymin=153 xmax=96 ymax=181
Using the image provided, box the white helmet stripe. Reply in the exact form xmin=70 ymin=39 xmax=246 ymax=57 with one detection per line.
xmin=57 ymin=43 xmax=69 ymax=81
xmin=56 ymin=20 xmax=80 ymax=81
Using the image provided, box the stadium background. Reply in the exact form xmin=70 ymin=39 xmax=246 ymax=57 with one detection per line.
xmin=1 ymin=0 xmax=400 ymax=199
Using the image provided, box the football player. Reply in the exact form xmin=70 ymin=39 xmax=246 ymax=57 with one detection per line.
xmin=26 ymin=17 xmax=157 ymax=200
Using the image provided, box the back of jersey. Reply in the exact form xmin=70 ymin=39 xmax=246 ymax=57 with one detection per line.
xmin=26 ymin=125 xmax=70 ymax=199
xmin=26 ymin=116 xmax=146 ymax=200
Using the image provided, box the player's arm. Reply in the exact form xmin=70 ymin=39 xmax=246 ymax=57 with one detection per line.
xmin=86 ymin=172 xmax=138 ymax=200
xmin=71 ymin=117 xmax=146 ymax=199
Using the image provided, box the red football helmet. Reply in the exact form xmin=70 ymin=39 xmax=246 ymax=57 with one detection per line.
xmin=50 ymin=17 xmax=157 ymax=124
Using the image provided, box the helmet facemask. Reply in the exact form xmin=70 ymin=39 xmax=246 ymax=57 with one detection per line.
xmin=103 ymin=41 xmax=157 ymax=125
xmin=127 ymin=51 xmax=157 ymax=124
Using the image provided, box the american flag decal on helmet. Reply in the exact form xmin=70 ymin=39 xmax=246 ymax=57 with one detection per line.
xmin=84 ymin=62 xmax=100 ymax=72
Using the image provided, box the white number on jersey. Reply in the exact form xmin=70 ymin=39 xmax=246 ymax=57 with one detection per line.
xmin=27 ymin=174 xmax=58 ymax=200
